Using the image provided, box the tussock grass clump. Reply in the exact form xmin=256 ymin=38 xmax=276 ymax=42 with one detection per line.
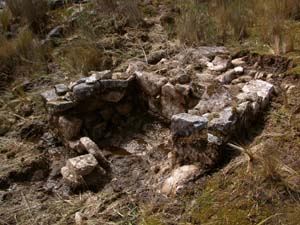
xmin=6 ymin=0 xmax=48 ymax=33
xmin=63 ymin=41 xmax=112 ymax=75
xmin=175 ymin=0 xmax=300 ymax=53
xmin=0 ymin=9 xmax=12 ymax=33
xmin=93 ymin=0 xmax=142 ymax=23
xmin=0 ymin=28 xmax=48 ymax=88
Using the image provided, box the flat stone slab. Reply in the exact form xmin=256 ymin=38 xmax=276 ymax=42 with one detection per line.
xmin=171 ymin=113 xmax=208 ymax=138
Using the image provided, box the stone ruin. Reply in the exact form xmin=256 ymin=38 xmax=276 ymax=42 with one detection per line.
xmin=41 ymin=47 xmax=274 ymax=195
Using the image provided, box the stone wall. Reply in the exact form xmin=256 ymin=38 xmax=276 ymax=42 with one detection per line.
xmin=41 ymin=47 xmax=275 ymax=191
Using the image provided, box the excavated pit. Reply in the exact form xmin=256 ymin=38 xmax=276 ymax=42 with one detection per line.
xmin=41 ymin=47 xmax=276 ymax=196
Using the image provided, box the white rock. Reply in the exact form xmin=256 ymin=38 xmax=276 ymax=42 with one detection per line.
xmin=234 ymin=66 xmax=244 ymax=75
xmin=66 ymin=154 xmax=98 ymax=176
xmin=86 ymin=70 xmax=112 ymax=84
xmin=161 ymin=165 xmax=200 ymax=196
xmin=242 ymin=80 xmax=274 ymax=108
xmin=231 ymin=57 xmax=246 ymax=66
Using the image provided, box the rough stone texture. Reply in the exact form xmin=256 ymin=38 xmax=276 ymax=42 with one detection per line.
xmin=58 ymin=116 xmax=82 ymax=140
xmin=66 ymin=154 xmax=98 ymax=176
xmin=161 ymin=165 xmax=200 ymax=196
xmin=79 ymin=137 xmax=110 ymax=168
xmin=61 ymin=154 xmax=106 ymax=189
xmin=207 ymin=55 xmax=231 ymax=73
xmin=216 ymin=69 xmax=236 ymax=84
xmin=42 ymin=47 xmax=277 ymax=191
xmin=54 ymin=84 xmax=69 ymax=96
xmin=242 ymin=80 xmax=274 ymax=108
xmin=161 ymin=83 xmax=186 ymax=119
xmin=171 ymin=113 xmax=208 ymax=138
xmin=135 ymin=71 xmax=168 ymax=96
xmin=86 ymin=70 xmax=112 ymax=84
xmin=208 ymin=107 xmax=237 ymax=141
xmin=148 ymin=50 xmax=167 ymax=64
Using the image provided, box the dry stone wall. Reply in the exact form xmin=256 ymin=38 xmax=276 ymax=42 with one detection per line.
xmin=41 ymin=47 xmax=275 ymax=192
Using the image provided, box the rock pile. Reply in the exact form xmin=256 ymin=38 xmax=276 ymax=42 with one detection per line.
xmin=41 ymin=46 xmax=275 ymax=193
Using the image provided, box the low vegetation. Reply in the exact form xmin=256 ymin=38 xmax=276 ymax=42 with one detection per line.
xmin=175 ymin=0 xmax=300 ymax=54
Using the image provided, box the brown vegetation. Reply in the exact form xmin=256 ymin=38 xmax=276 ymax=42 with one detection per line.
xmin=6 ymin=0 xmax=48 ymax=33
xmin=175 ymin=0 xmax=300 ymax=53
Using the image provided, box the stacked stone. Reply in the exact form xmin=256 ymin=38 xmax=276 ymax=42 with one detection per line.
xmin=41 ymin=47 xmax=275 ymax=192
xmin=41 ymin=71 xmax=135 ymax=189
xmin=60 ymin=137 xmax=110 ymax=189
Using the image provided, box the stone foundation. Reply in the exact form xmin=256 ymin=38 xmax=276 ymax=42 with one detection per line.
xmin=41 ymin=46 xmax=274 ymax=191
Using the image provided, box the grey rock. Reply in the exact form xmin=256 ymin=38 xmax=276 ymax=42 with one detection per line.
xmin=148 ymin=50 xmax=167 ymax=64
xmin=242 ymin=80 xmax=274 ymax=108
xmin=207 ymin=55 xmax=231 ymax=73
xmin=216 ymin=69 xmax=236 ymax=84
xmin=194 ymin=89 xmax=232 ymax=115
xmin=54 ymin=84 xmax=69 ymax=96
xmin=73 ymin=82 xmax=100 ymax=101
xmin=41 ymin=89 xmax=58 ymax=102
xmin=46 ymin=100 xmax=76 ymax=114
xmin=208 ymin=107 xmax=237 ymax=139
xmin=171 ymin=113 xmax=208 ymax=138
xmin=86 ymin=70 xmax=112 ymax=84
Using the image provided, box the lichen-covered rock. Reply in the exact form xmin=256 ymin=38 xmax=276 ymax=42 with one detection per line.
xmin=171 ymin=113 xmax=219 ymax=166
xmin=61 ymin=154 xmax=106 ymax=190
xmin=193 ymin=89 xmax=232 ymax=115
xmin=208 ymin=107 xmax=237 ymax=141
xmin=242 ymin=80 xmax=274 ymax=108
